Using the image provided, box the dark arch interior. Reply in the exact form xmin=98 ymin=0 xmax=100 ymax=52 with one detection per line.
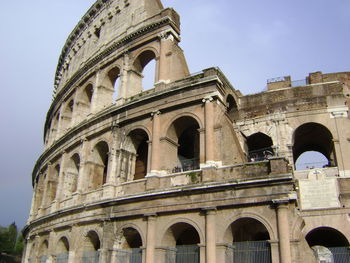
xmin=172 ymin=117 xmax=200 ymax=171
xmin=134 ymin=50 xmax=156 ymax=73
xmin=231 ymin=218 xmax=270 ymax=242
xmin=94 ymin=141 xmax=109 ymax=184
xmin=171 ymin=223 xmax=200 ymax=245
xmin=87 ymin=231 xmax=101 ymax=251
xmin=247 ymin=133 xmax=274 ymax=161
xmin=123 ymin=227 xmax=143 ymax=248
xmin=226 ymin=95 xmax=238 ymax=120
xmin=129 ymin=129 xmax=149 ymax=180
xmin=306 ymin=227 xmax=349 ymax=248
xmin=293 ymin=123 xmax=336 ymax=167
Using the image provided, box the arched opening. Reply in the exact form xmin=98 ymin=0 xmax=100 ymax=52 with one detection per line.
xmin=247 ymin=132 xmax=274 ymax=162
xmin=38 ymin=240 xmax=49 ymax=263
xmin=129 ymin=50 xmax=157 ymax=96
xmin=107 ymin=66 xmax=120 ymax=101
xmin=76 ymin=84 xmax=93 ymax=123
xmin=61 ymin=99 xmax=74 ymax=131
xmin=64 ymin=153 xmax=80 ymax=198
xmin=127 ymin=129 xmax=149 ymax=180
xmin=167 ymin=116 xmax=200 ymax=173
xmin=49 ymin=111 xmax=60 ymax=144
xmin=226 ymin=218 xmax=271 ymax=263
xmin=306 ymin=227 xmax=350 ymax=263
xmin=47 ymin=165 xmax=59 ymax=205
xmin=295 ymin=151 xmax=329 ymax=170
xmin=293 ymin=123 xmax=336 ymax=170
xmin=115 ymin=227 xmax=143 ymax=263
xmin=89 ymin=141 xmax=109 ymax=191
xmin=33 ymin=174 xmax=45 ymax=213
xmin=56 ymin=237 xmax=69 ymax=263
xmin=226 ymin=95 xmax=239 ymax=121
xmin=82 ymin=231 xmax=101 ymax=263
xmin=162 ymin=223 xmax=200 ymax=263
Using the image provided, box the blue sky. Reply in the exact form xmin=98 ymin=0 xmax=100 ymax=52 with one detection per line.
xmin=0 ymin=0 xmax=349 ymax=229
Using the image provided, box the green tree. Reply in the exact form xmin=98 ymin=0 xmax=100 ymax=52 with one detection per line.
xmin=0 ymin=222 xmax=18 ymax=254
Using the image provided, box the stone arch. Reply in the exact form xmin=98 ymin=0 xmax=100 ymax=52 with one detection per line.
xmin=33 ymin=173 xmax=45 ymax=213
xmin=38 ymin=239 xmax=49 ymax=262
xmin=63 ymin=153 xmax=80 ymax=198
xmin=49 ymin=110 xmax=60 ymax=144
xmin=75 ymin=83 xmax=94 ymax=122
xmin=165 ymin=115 xmax=202 ymax=173
xmin=292 ymin=122 xmax=336 ymax=169
xmin=89 ymin=141 xmax=109 ymax=190
xmin=103 ymin=64 xmax=121 ymax=101
xmin=226 ymin=94 xmax=239 ymax=121
xmin=222 ymin=213 xmax=276 ymax=243
xmin=224 ymin=216 xmax=273 ymax=263
xmin=246 ymin=132 xmax=274 ymax=162
xmin=305 ymin=227 xmax=350 ymax=262
xmin=56 ymin=236 xmax=70 ymax=262
xmin=161 ymin=219 xmax=202 ymax=263
xmin=128 ymin=49 xmax=158 ymax=95
xmin=64 ymin=99 xmax=75 ymax=129
xmin=82 ymin=230 xmax=101 ymax=262
xmin=124 ymin=128 xmax=150 ymax=180
xmin=47 ymin=164 xmax=60 ymax=205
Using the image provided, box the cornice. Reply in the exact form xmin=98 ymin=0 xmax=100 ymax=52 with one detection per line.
xmin=45 ymin=16 xmax=177 ymax=138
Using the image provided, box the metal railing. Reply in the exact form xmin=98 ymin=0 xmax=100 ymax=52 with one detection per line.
xmin=82 ymin=251 xmax=100 ymax=263
xmin=329 ymin=247 xmax=350 ymax=263
xmin=165 ymin=245 xmax=200 ymax=263
xmin=226 ymin=241 xmax=272 ymax=263
xmin=114 ymin=248 xmax=142 ymax=263
xmin=56 ymin=253 xmax=69 ymax=263
xmin=172 ymin=158 xmax=200 ymax=173
xmin=248 ymin=147 xmax=275 ymax=162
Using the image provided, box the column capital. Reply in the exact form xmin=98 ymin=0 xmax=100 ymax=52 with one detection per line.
xmin=202 ymin=207 xmax=217 ymax=215
xmin=151 ymin=110 xmax=161 ymax=117
xmin=202 ymin=96 xmax=214 ymax=103
xmin=144 ymin=213 xmax=157 ymax=219
xmin=272 ymin=198 xmax=290 ymax=208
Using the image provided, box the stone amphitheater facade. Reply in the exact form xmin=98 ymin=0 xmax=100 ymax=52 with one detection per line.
xmin=23 ymin=0 xmax=350 ymax=263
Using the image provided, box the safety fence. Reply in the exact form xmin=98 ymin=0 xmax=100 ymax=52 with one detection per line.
xmin=226 ymin=241 xmax=272 ymax=263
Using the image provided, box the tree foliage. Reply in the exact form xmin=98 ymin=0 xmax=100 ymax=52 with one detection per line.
xmin=0 ymin=222 xmax=23 ymax=256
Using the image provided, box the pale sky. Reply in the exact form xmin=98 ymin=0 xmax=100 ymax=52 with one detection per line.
xmin=0 ymin=0 xmax=349 ymax=229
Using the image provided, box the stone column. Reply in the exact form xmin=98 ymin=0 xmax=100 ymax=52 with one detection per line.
xmin=150 ymin=111 xmax=161 ymax=173
xmin=145 ymin=214 xmax=157 ymax=263
xmin=204 ymin=208 xmax=217 ymax=263
xmin=203 ymin=97 xmax=215 ymax=163
xmin=275 ymin=201 xmax=292 ymax=263
xmin=158 ymin=33 xmax=172 ymax=83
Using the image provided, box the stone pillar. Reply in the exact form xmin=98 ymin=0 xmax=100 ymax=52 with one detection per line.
xmin=275 ymin=201 xmax=292 ymax=263
xmin=150 ymin=111 xmax=161 ymax=173
xmin=204 ymin=208 xmax=217 ymax=263
xmin=203 ymin=97 xmax=215 ymax=163
xmin=41 ymin=163 xmax=52 ymax=209
xmin=145 ymin=214 xmax=157 ymax=263
xmin=158 ymin=33 xmax=172 ymax=83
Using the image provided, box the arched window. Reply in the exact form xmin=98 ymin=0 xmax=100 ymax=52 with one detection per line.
xmin=129 ymin=50 xmax=157 ymax=96
xmin=247 ymin=132 xmax=274 ymax=162
xmin=47 ymin=165 xmax=60 ymax=205
xmin=107 ymin=66 xmax=120 ymax=101
xmin=226 ymin=94 xmax=239 ymax=121
xmin=38 ymin=240 xmax=49 ymax=263
xmin=82 ymin=231 xmax=100 ymax=263
xmin=127 ymin=129 xmax=149 ymax=180
xmin=115 ymin=227 xmax=143 ymax=262
xmin=61 ymin=99 xmax=74 ymax=131
xmin=306 ymin=227 xmax=350 ymax=262
xmin=33 ymin=174 xmax=45 ymax=213
xmin=162 ymin=223 xmax=200 ymax=263
xmin=293 ymin=123 xmax=336 ymax=170
xmin=75 ymin=84 xmax=93 ymax=123
xmin=89 ymin=141 xmax=109 ymax=190
xmin=225 ymin=218 xmax=271 ymax=263
xmin=56 ymin=237 xmax=69 ymax=263
xmin=63 ymin=153 xmax=80 ymax=198
xmin=166 ymin=116 xmax=200 ymax=173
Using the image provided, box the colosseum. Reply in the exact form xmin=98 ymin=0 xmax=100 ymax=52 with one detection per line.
xmin=23 ymin=0 xmax=350 ymax=262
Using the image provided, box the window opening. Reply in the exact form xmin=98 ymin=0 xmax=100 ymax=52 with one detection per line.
xmin=247 ymin=132 xmax=274 ymax=162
